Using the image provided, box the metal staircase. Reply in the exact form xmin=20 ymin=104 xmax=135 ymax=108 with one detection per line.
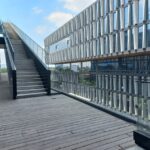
xmin=2 ymin=23 xmax=50 ymax=99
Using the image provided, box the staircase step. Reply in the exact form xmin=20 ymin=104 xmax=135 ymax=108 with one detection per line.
xmin=17 ymin=81 xmax=43 ymax=86
xmin=16 ymin=68 xmax=37 ymax=71
xmin=18 ymin=85 xmax=44 ymax=90
xmin=17 ymin=71 xmax=38 ymax=74
xmin=17 ymin=75 xmax=41 ymax=79
xmin=17 ymin=78 xmax=42 ymax=82
xmin=18 ymin=88 xmax=46 ymax=94
xmin=17 ymin=92 xmax=47 ymax=99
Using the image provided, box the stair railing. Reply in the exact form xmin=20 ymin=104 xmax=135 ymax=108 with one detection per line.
xmin=10 ymin=23 xmax=51 ymax=95
xmin=1 ymin=23 xmax=17 ymax=99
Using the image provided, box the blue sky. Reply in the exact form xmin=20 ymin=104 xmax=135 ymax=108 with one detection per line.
xmin=0 ymin=0 xmax=96 ymax=47
xmin=0 ymin=0 xmax=96 ymax=66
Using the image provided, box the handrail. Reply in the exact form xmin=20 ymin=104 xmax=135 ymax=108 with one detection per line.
xmin=2 ymin=23 xmax=15 ymax=60
xmin=10 ymin=23 xmax=49 ymax=69
xmin=1 ymin=23 xmax=17 ymax=99
xmin=6 ymin=32 xmax=15 ymax=59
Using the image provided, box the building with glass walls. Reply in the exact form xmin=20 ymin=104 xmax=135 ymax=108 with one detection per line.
xmin=45 ymin=0 xmax=150 ymax=148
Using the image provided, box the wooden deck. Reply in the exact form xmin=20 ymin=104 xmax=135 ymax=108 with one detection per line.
xmin=0 ymin=74 xmax=136 ymax=150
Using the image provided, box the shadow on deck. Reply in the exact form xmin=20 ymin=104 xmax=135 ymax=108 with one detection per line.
xmin=0 ymin=73 xmax=137 ymax=150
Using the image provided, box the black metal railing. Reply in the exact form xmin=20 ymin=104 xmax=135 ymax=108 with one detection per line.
xmin=2 ymin=24 xmax=17 ymax=99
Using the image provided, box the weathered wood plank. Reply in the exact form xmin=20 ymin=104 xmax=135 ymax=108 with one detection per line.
xmin=0 ymin=87 xmax=136 ymax=150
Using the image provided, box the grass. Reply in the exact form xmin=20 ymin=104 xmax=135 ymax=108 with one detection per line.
xmin=0 ymin=68 xmax=7 ymax=73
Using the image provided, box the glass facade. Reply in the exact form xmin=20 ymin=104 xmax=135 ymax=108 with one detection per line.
xmin=47 ymin=0 xmax=150 ymax=143
xmin=45 ymin=0 xmax=150 ymax=63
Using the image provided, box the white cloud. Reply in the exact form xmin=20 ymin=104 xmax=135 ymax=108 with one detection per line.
xmin=61 ymin=0 xmax=96 ymax=12
xmin=35 ymin=25 xmax=47 ymax=35
xmin=46 ymin=12 xmax=73 ymax=27
xmin=32 ymin=7 xmax=43 ymax=14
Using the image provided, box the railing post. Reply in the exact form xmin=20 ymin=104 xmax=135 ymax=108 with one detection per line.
xmin=12 ymin=70 xmax=17 ymax=99
xmin=47 ymin=70 xmax=51 ymax=95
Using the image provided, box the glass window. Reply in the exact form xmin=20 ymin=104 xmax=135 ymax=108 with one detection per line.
xmin=97 ymin=60 xmax=119 ymax=71
xmin=80 ymin=61 xmax=96 ymax=86
xmin=124 ymin=6 xmax=128 ymax=28
xmin=139 ymin=0 xmax=144 ymax=23
xmin=114 ymin=0 xmax=117 ymax=9
xmin=124 ymin=0 xmax=128 ymax=5
xmin=104 ymin=17 xmax=107 ymax=33
xmin=49 ymin=36 xmax=71 ymax=52
xmin=114 ymin=12 xmax=117 ymax=31
xmin=104 ymin=37 xmax=107 ymax=53
xmin=71 ymin=63 xmax=81 ymax=73
xmin=113 ymin=34 xmax=116 ymax=51
xmin=124 ymin=30 xmax=128 ymax=50
xmin=138 ymin=26 xmax=143 ymax=49
xmin=148 ymin=0 xmax=150 ymax=19
xmin=104 ymin=0 xmax=107 ymax=16
xmin=147 ymin=24 xmax=150 ymax=47
xmin=131 ymin=28 xmax=134 ymax=49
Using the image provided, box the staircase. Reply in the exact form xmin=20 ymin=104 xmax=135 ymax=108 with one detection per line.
xmin=4 ymin=24 xmax=47 ymax=98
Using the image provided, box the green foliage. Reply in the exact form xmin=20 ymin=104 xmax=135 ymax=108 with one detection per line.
xmin=0 ymin=68 xmax=7 ymax=73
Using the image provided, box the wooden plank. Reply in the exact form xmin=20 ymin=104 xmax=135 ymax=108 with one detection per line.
xmin=0 ymin=87 xmax=136 ymax=150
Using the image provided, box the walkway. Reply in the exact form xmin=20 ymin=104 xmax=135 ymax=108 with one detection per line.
xmin=0 ymin=74 xmax=136 ymax=150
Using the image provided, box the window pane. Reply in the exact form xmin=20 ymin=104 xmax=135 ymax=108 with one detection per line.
xmin=124 ymin=7 xmax=128 ymax=28
xmin=124 ymin=0 xmax=128 ymax=5
xmin=138 ymin=26 xmax=143 ymax=49
xmin=114 ymin=12 xmax=117 ymax=31
xmin=149 ymin=0 xmax=150 ymax=19
xmin=71 ymin=63 xmax=81 ymax=72
xmin=139 ymin=0 xmax=144 ymax=23
xmin=114 ymin=0 xmax=117 ymax=9
xmin=104 ymin=17 xmax=107 ymax=33
xmin=147 ymin=24 xmax=150 ymax=47
xmin=104 ymin=0 xmax=107 ymax=16
xmin=124 ymin=30 xmax=128 ymax=50
xmin=131 ymin=29 xmax=134 ymax=49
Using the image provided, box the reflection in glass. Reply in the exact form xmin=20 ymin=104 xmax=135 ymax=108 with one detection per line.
xmin=124 ymin=0 xmax=128 ymax=5
xmin=124 ymin=7 xmax=128 ymax=28
xmin=114 ymin=12 xmax=117 ymax=31
xmin=81 ymin=61 xmax=96 ymax=86
xmin=138 ymin=26 xmax=143 ymax=49
xmin=49 ymin=36 xmax=71 ymax=53
xmin=124 ymin=30 xmax=128 ymax=50
xmin=149 ymin=0 xmax=150 ymax=19
xmin=71 ymin=63 xmax=81 ymax=72
xmin=147 ymin=24 xmax=150 ymax=47
xmin=139 ymin=0 xmax=144 ymax=23
xmin=114 ymin=0 xmax=117 ymax=9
